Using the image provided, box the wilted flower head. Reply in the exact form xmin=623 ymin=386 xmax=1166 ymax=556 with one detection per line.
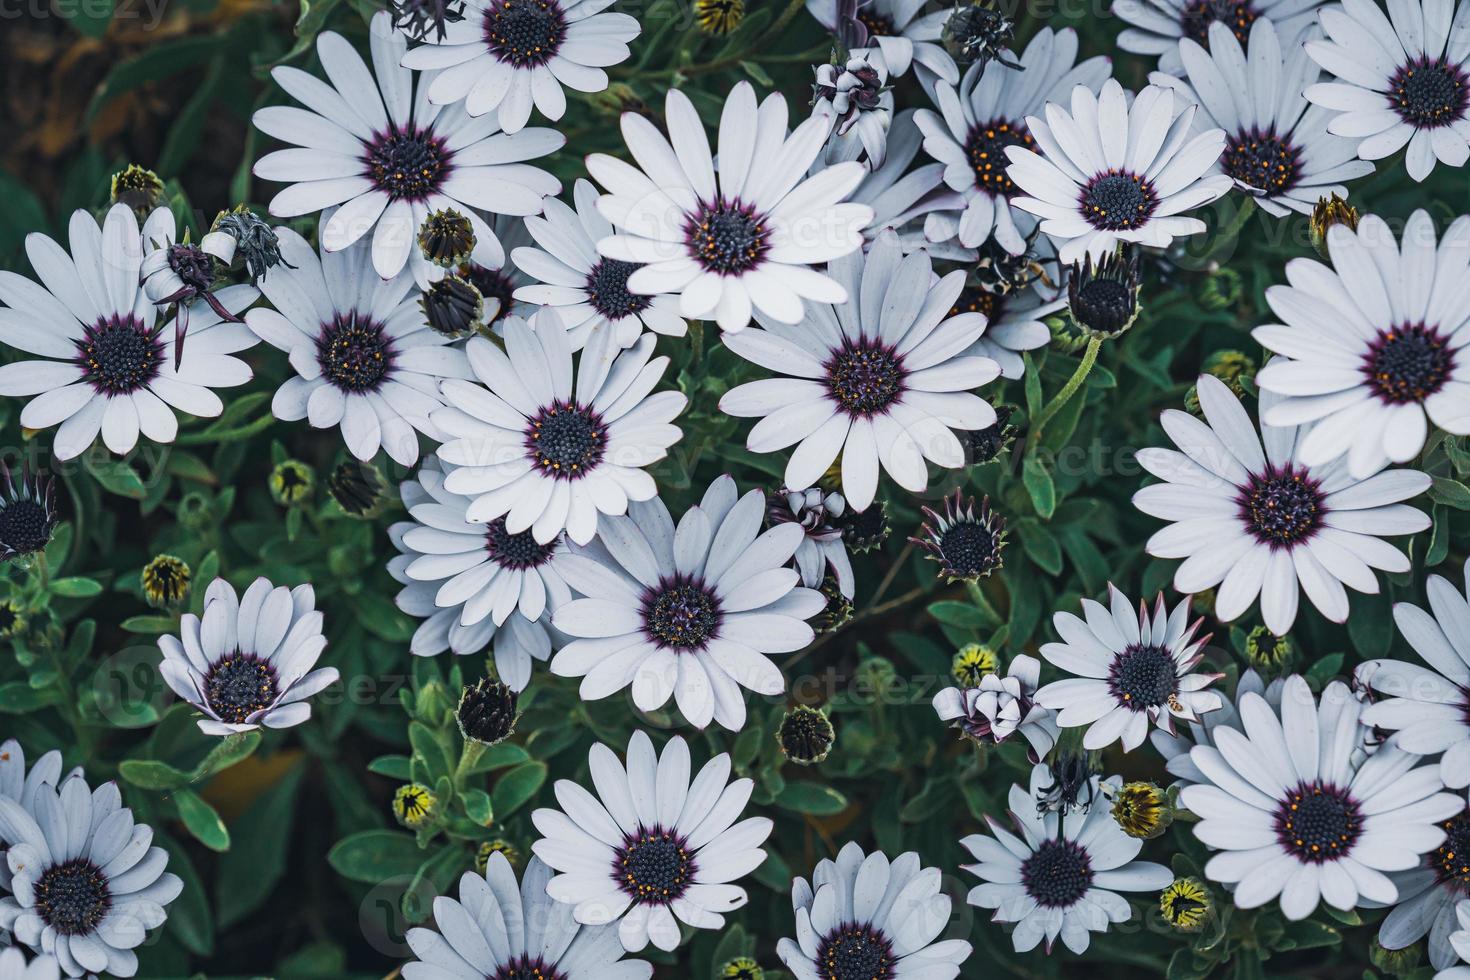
xmin=941 ymin=0 xmax=1020 ymax=70
xmin=933 ymin=653 xmax=1058 ymax=761
xmin=777 ymin=704 xmax=836 ymax=765
xmin=388 ymin=0 xmax=464 ymax=40
xmin=1035 ymin=751 xmax=1098 ymax=814
xmin=211 ymin=206 xmax=290 ymax=285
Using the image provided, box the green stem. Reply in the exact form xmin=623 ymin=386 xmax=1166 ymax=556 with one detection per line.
xmin=175 ymin=412 xmax=276 ymax=446
xmin=454 ymin=740 xmax=487 ymax=788
xmin=1030 ymin=335 xmax=1102 ymax=447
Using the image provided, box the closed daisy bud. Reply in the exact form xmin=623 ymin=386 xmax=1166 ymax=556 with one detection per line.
xmin=1197 ymin=266 xmax=1242 ymax=311
xmin=420 ymin=274 xmax=484 ymax=339
xmin=854 ymin=656 xmax=898 ymax=698
xmin=326 ymin=460 xmax=388 ymax=519
xmin=720 ymin=957 xmax=764 ymax=980
xmin=142 ymin=554 xmax=191 ymax=608
xmin=1309 ymin=193 xmax=1358 ymax=260
xmin=951 ymin=644 xmax=999 ymax=688
xmin=0 ymin=600 xmax=24 ymax=639
xmin=837 ymin=498 xmax=890 ymax=554
xmin=418 ymin=208 xmax=477 ymax=268
xmin=814 ymin=572 xmax=853 ymax=635
xmin=695 ymin=0 xmax=744 ymax=34
xmin=474 ymin=838 xmax=520 ymax=874
xmin=0 ymin=463 xmax=59 ymax=565
xmin=212 ymin=206 xmax=290 ymax=286
xmin=1202 ymin=349 xmax=1254 ymax=397
xmin=1067 ymin=247 xmax=1142 ymax=340
xmin=1159 ymin=877 xmax=1212 ymax=933
xmin=777 ymin=705 xmax=835 ymax=765
xmin=912 ymin=491 xmax=1006 ymax=583
xmin=269 ymin=460 xmax=315 ymax=506
xmin=110 ymin=163 xmax=164 ymax=215
xmin=393 ymin=783 xmax=439 ymax=829
xmin=457 ymin=677 xmax=519 ymax=747
xmin=963 ymin=404 xmax=1016 ymax=465
xmin=1369 ymin=938 xmax=1422 ymax=977
xmin=1109 ymin=781 xmax=1172 ymax=839
xmin=1246 ymin=626 xmax=1293 ymax=673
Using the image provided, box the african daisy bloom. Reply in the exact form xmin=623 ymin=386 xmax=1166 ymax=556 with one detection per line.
xmin=1004 ymin=78 xmax=1234 ymax=265
xmin=1035 ymin=586 xmax=1224 ymax=752
xmin=398 ymin=0 xmax=640 ymax=135
xmin=805 ymin=0 xmax=959 ymax=84
xmin=1179 ymin=675 xmax=1461 ymax=921
xmin=388 ymin=460 xmax=566 ymax=690
xmin=1355 ymin=558 xmax=1470 ymax=790
xmin=157 ymin=576 xmax=338 ymax=736
xmin=1150 ymin=668 xmax=1285 ymax=787
xmin=932 ymin=653 xmax=1059 ymax=761
xmin=0 ymin=204 xmax=258 ymax=460
xmin=432 ymin=308 xmax=687 ymax=546
xmin=549 ymin=475 xmax=823 ymax=731
xmin=0 ymin=948 xmax=58 ymax=980
xmin=252 ymin=12 xmax=563 ymax=281
xmin=1251 ymin=210 xmax=1470 ymax=479
xmin=1132 ymin=373 xmax=1431 ymax=635
xmin=1374 ymin=799 xmax=1470 ymax=972
xmin=717 ymin=231 xmax=1001 ymax=512
xmin=246 ymin=216 xmax=474 ymax=467
xmin=587 ymin=82 xmax=874 ymax=333
xmin=531 ymin=731 xmax=773 ymax=952
xmin=0 ymin=773 xmax=183 ymax=977
xmin=1112 ymin=0 xmax=1328 ymax=74
xmin=1149 ymin=20 xmax=1375 ymax=216
xmin=777 ymin=841 xmax=973 ymax=980
xmin=962 ymin=763 xmax=1173 ymax=954
xmin=1305 ymin=0 xmax=1470 ymax=182
xmin=913 ymin=27 xmax=1111 ymax=252
xmin=951 ymin=234 xmax=1066 ymax=378
xmin=513 ymin=179 xmax=689 ymax=350
xmin=404 ymin=853 xmax=652 ymax=980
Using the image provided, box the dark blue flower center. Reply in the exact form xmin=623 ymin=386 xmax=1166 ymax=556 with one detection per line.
xmin=204 ymin=653 xmax=278 ymax=723
xmin=35 ymin=859 xmax=111 ymax=936
xmin=1022 ymin=838 xmax=1093 ymax=908
xmin=484 ymin=0 xmax=566 ymax=68
xmin=75 ymin=314 xmax=163 ymax=396
xmin=1275 ymin=782 xmax=1361 ymax=864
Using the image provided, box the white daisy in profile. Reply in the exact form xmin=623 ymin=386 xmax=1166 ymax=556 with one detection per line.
xmin=933 ymin=653 xmax=1059 ymax=761
xmin=246 ymin=216 xmax=473 ymax=467
xmin=252 ymin=12 xmax=563 ymax=281
xmin=513 ymin=179 xmax=688 ymax=350
xmin=962 ymin=762 xmax=1173 ymax=954
xmin=805 ymin=0 xmax=959 ymax=84
xmin=0 ymin=740 xmax=64 ymax=812
xmin=157 ymin=576 xmax=338 ymax=736
xmin=1149 ymin=20 xmax=1375 ymax=216
xmin=388 ymin=459 xmax=567 ymax=690
xmin=1374 ymin=798 xmax=1470 ymax=974
xmin=1005 ymin=78 xmax=1234 ymax=264
xmin=777 ymin=841 xmax=972 ymax=980
xmin=1150 ymin=668 xmax=1284 ymax=786
xmin=1035 ymin=586 xmax=1224 ymax=752
xmin=0 ymin=948 xmax=58 ymax=980
xmin=1305 ymin=0 xmax=1470 ymax=181
xmin=1355 ymin=557 xmax=1470 ymax=789
xmin=1179 ymin=675 xmax=1461 ymax=920
xmin=0 ymin=773 xmax=183 ymax=978
xmin=1132 ymin=373 xmax=1431 ymax=634
xmin=531 ymin=731 xmax=772 ymax=952
xmin=1251 ymin=210 xmax=1470 ymax=479
xmin=717 ymin=230 xmax=1000 ymax=512
xmin=398 ymin=0 xmax=639 ymax=135
xmin=432 ymin=308 xmax=686 ymax=545
xmin=587 ymin=82 xmax=874 ymax=333
xmin=0 ymin=204 xmax=258 ymax=460
xmin=550 ymin=475 xmax=823 ymax=731
xmin=913 ymin=27 xmax=1112 ymax=252
xmin=404 ymin=852 xmax=651 ymax=980
xmin=1112 ymin=0 xmax=1327 ymax=74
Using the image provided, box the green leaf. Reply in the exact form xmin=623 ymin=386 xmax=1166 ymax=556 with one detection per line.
xmin=1429 ymin=477 xmax=1470 ymax=510
xmin=327 ymin=830 xmax=427 ymax=884
xmin=368 ymin=755 xmax=413 ymax=780
xmin=1018 ymin=523 xmax=1064 ymax=575
xmin=353 ymin=593 xmax=418 ymax=642
xmin=175 ymin=789 xmax=231 ymax=852
xmin=774 ymin=782 xmax=848 ymax=815
xmin=121 ymin=614 xmax=179 ymax=634
xmin=118 ymin=759 xmax=190 ymax=791
xmin=84 ymin=456 xmax=148 ymax=499
xmin=216 ymin=764 xmax=306 ymax=929
xmin=85 ymin=35 xmax=226 ymax=124
xmin=926 ymin=600 xmax=994 ymax=630
xmin=0 ymin=683 xmax=60 ymax=714
xmin=1022 ymin=456 xmax=1057 ymax=519
xmin=189 ymin=731 xmax=262 ymax=782
xmin=491 ymin=761 xmax=547 ymax=818
xmin=49 ymin=576 xmax=103 ymax=598
xmin=460 ymin=788 xmax=493 ymax=826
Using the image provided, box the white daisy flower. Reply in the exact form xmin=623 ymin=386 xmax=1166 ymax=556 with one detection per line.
xmin=549 ymin=475 xmax=823 ymax=731
xmin=513 ymin=179 xmax=689 ymax=350
xmin=0 ymin=772 xmax=183 ymax=978
xmin=157 ymin=576 xmax=338 ymax=736
xmin=404 ymin=852 xmax=651 ymax=980
xmin=1179 ymin=674 xmax=1462 ymax=920
xmin=1149 ymin=20 xmax=1375 ymax=216
xmin=432 ymin=308 xmax=687 ymax=545
xmin=0 ymin=948 xmax=58 ymax=980
xmin=1112 ymin=0 xmax=1327 ymax=74
xmin=951 ymin=234 xmax=1065 ymax=379
xmin=455 ymin=213 xmax=535 ymax=328
xmin=932 ymin=653 xmax=1060 ymax=761
xmin=1305 ymin=0 xmax=1470 ymax=181
xmin=717 ymin=230 xmax=1000 ymax=512
xmin=1132 ymin=373 xmax=1431 ymax=635
xmin=252 ymin=12 xmax=563 ymax=281
xmin=388 ymin=459 xmax=567 ymax=690
xmin=246 ymin=216 xmax=474 ymax=467
xmin=0 ymin=204 xmax=258 ymax=460
xmin=812 ymin=52 xmax=894 ymax=168
xmin=961 ymin=763 xmax=1173 ymax=954
xmin=1355 ymin=557 xmax=1470 ymax=789
xmin=1374 ymin=798 xmax=1470 ymax=973
xmin=531 ymin=730 xmax=773 ymax=952
xmin=587 ymin=81 xmax=874 ymax=333
xmin=1005 ymin=78 xmax=1235 ymax=265
xmin=806 ymin=0 xmax=959 ymax=85
xmin=1150 ymin=668 xmax=1285 ymax=786
xmin=398 ymin=0 xmax=640 ymax=135
xmin=0 ymin=742 xmax=64 ymax=814
xmin=1251 ymin=210 xmax=1470 ymax=479
xmin=1446 ymin=899 xmax=1470 ymax=978
xmin=1035 ymin=585 xmax=1224 ymax=752
xmin=852 ymin=110 xmax=968 ymax=248
xmin=913 ymin=27 xmax=1112 ymax=252
xmin=777 ymin=840 xmax=972 ymax=980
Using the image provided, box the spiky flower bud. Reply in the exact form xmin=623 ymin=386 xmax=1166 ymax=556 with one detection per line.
xmin=777 ymin=705 xmax=835 ymax=765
